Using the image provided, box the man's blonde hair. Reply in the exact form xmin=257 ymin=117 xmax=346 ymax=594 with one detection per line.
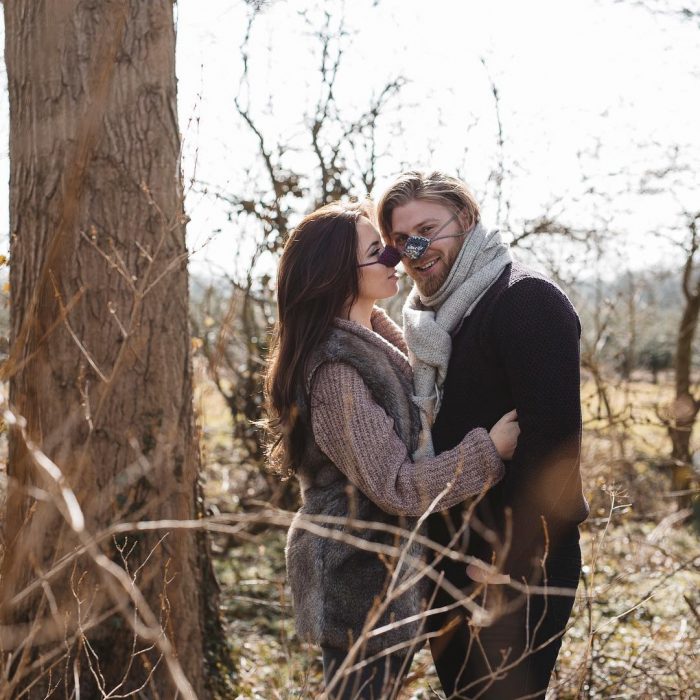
xmin=377 ymin=170 xmax=481 ymax=240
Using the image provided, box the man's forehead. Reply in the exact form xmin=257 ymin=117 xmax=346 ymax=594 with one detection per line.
xmin=391 ymin=199 xmax=452 ymax=232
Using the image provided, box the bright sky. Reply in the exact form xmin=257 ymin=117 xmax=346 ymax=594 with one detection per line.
xmin=173 ymin=0 xmax=699 ymax=279
xmin=0 ymin=0 xmax=698 ymax=279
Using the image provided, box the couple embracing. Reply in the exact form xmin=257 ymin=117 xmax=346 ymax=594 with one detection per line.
xmin=264 ymin=171 xmax=589 ymax=699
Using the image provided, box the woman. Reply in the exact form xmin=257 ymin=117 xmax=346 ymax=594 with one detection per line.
xmin=264 ymin=201 xmax=519 ymax=699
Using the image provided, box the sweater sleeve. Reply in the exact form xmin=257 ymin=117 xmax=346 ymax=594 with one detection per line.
xmin=310 ymin=362 xmax=505 ymax=516
xmin=492 ymin=276 xmax=585 ymax=528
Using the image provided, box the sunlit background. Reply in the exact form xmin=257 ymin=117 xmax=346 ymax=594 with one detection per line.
xmin=0 ymin=0 xmax=697 ymax=280
xmin=174 ymin=0 xmax=698 ymax=278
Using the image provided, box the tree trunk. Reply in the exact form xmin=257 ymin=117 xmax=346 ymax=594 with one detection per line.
xmin=0 ymin=2 xmax=227 ymax=697
xmin=668 ymin=287 xmax=700 ymax=506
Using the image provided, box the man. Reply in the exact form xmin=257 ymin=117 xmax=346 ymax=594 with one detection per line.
xmin=377 ymin=171 xmax=589 ymax=699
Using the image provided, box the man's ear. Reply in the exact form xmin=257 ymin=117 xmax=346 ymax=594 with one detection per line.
xmin=457 ymin=207 xmax=472 ymax=231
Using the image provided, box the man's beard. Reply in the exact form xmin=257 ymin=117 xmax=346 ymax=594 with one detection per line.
xmin=413 ymin=247 xmax=460 ymax=297
xmin=415 ymin=270 xmax=446 ymax=297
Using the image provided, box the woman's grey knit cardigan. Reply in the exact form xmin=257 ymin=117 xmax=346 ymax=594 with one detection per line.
xmin=285 ymin=309 xmax=504 ymax=655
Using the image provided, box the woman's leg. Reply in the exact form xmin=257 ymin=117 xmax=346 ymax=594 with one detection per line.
xmin=322 ymin=646 xmax=413 ymax=700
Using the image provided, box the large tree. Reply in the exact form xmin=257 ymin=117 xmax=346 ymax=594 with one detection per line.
xmin=0 ymin=2 xmax=227 ymax=697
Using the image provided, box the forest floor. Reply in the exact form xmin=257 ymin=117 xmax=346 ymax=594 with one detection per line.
xmin=195 ymin=375 xmax=700 ymax=699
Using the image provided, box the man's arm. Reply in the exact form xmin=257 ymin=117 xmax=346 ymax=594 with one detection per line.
xmin=492 ymin=276 xmax=587 ymax=567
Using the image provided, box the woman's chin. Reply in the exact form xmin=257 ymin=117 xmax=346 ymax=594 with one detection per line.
xmin=382 ymin=278 xmax=400 ymax=298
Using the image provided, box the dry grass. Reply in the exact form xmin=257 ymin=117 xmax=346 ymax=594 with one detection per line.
xmin=0 ymin=371 xmax=697 ymax=698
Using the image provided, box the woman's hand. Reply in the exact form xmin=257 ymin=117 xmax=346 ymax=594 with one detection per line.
xmin=489 ymin=409 xmax=520 ymax=460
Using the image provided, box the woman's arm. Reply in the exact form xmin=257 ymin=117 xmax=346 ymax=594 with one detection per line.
xmin=310 ymin=362 xmax=505 ymax=516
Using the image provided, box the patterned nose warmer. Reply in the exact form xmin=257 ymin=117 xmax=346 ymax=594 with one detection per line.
xmin=403 ymin=236 xmax=431 ymax=260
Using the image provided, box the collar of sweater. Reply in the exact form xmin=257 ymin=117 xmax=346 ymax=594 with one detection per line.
xmin=333 ymin=307 xmax=412 ymax=382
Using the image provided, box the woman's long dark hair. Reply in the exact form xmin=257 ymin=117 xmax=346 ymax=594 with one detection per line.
xmin=264 ymin=201 xmax=371 ymax=477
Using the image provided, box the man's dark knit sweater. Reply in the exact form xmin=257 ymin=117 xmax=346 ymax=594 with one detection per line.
xmin=430 ymin=261 xmax=589 ymax=584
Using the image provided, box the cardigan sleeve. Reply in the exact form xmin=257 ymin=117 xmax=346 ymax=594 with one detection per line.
xmin=310 ymin=361 xmax=505 ymax=516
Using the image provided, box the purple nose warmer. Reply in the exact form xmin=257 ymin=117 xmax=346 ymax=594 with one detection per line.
xmin=358 ymin=245 xmax=402 ymax=268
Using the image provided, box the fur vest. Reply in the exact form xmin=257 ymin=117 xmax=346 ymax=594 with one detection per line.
xmin=285 ymin=316 xmax=427 ymax=655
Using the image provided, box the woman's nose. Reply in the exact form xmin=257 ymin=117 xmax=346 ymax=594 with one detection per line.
xmin=376 ymin=245 xmax=401 ymax=268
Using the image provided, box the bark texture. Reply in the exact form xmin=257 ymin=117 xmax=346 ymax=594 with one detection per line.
xmin=1 ymin=2 xmax=226 ymax=697
xmin=667 ymin=215 xmax=700 ymax=508
xmin=669 ymin=291 xmax=699 ymax=505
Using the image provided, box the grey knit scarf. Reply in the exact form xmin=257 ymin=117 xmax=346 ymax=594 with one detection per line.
xmin=403 ymin=221 xmax=512 ymax=458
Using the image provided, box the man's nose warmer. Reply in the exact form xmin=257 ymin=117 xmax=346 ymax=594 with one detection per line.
xmin=403 ymin=235 xmax=432 ymax=260
xmin=401 ymin=229 xmax=470 ymax=261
